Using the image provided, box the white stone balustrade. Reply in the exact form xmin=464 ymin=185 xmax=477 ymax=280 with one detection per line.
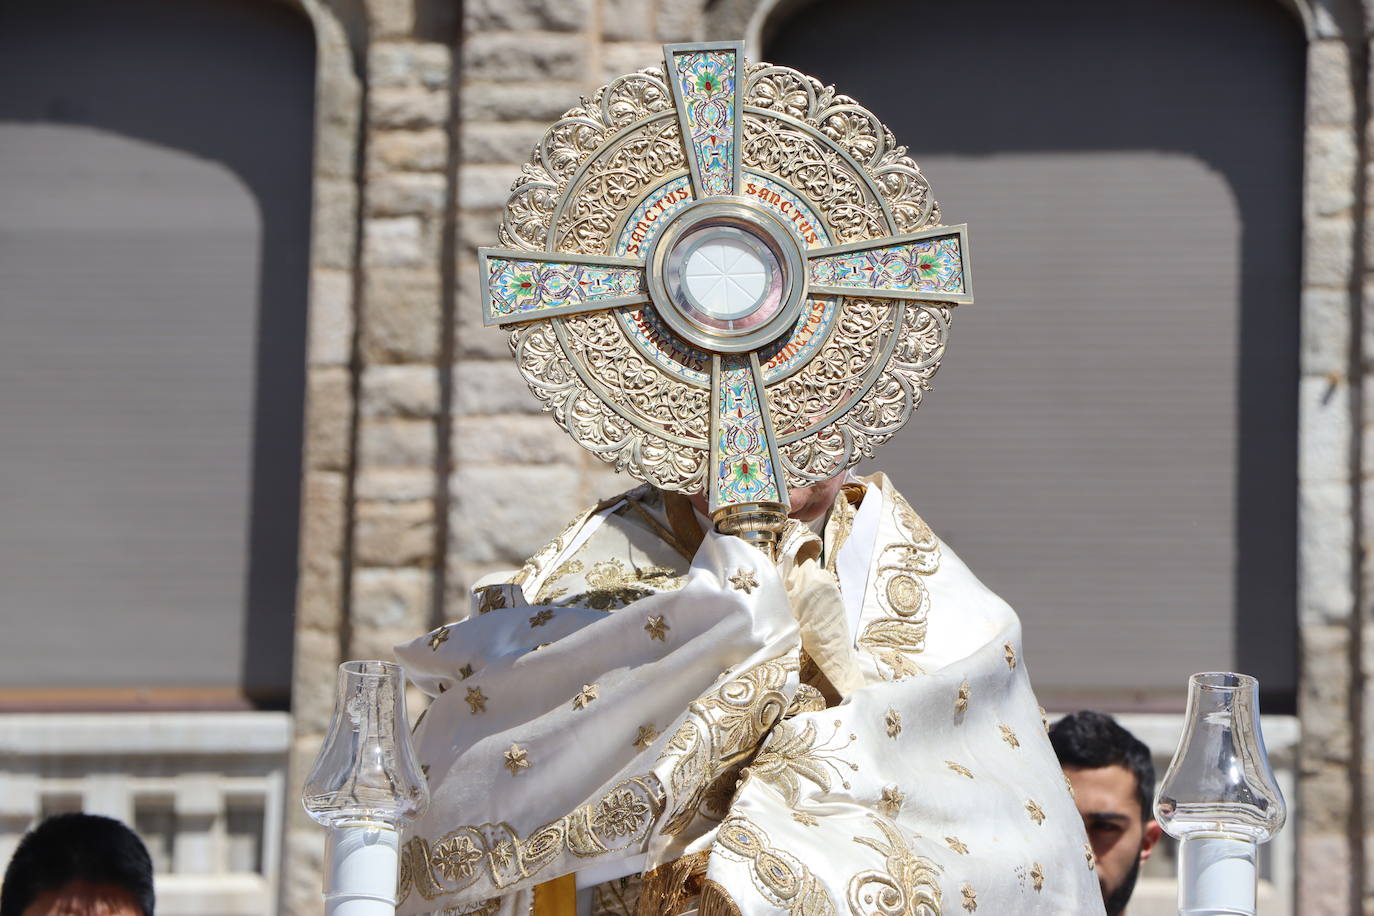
xmin=0 ymin=712 xmax=290 ymax=915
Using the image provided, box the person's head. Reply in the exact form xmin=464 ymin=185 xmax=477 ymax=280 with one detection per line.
xmin=1049 ymin=711 xmax=1162 ymax=916
xmin=688 ymin=473 xmax=848 ymax=523
xmin=1 ymin=814 xmax=153 ymax=916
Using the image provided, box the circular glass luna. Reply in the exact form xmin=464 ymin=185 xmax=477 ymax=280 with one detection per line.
xmin=646 ymin=199 xmax=808 ymax=353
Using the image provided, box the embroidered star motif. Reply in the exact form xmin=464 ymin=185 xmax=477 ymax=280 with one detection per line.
xmin=728 ymin=569 xmax=759 ymax=594
xmin=459 ymin=663 xmax=474 ymax=680
xmin=955 ymin=679 xmax=970 ymax=713
xmin=573 ymin=683 xmax=599 ymax=710
xmin=1030 ymin=862 xmax=1045 ymax=892
xmin=465 ymin=686 xmax=487 ymax=714
xmin=644 ymin=615 xmax=669 ymax=641
xmin=529 ymin=609 xmax=555 ymax=628
xmin=961 ymin=883 xmax=977 ymax=912
xmin=878 ymin=785 xmax=905 ymax=817
xmin=426 ymin=626 xmax=450 ymax=650
xmin=1004 ymin=642 xmax=1017 ymax=669
xmin=999 ymin=723 xmax=1020 ymax=749
xmin=1025 ymin=799 xmax=1046 ymax=825
xmin=945 ymin=836 xmax=969 ymax=855
xmin=885 ymin=707 xmax=902 ymax=738
xmin=503 ymin=743 xmax=530 ymax=775
xmin=492 ymin=840 xmax=515 ymax=871
xmin=633 ymin=724 xmax=659 ymax=750
xmin=945 ymin=760 xmax=973 ymax=779
xmin=792 ymin=811 xmax=819 ymax=827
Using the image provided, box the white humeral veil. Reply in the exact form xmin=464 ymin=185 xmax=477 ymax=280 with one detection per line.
xmin=394 ymin=476 xmax=1105 ymax=916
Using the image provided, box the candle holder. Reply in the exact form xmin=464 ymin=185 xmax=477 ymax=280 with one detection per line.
xmin=1154 ymin=672 xmax=1286 ymax=916
xmin=302 ymin=660 xmax=429 ymax=915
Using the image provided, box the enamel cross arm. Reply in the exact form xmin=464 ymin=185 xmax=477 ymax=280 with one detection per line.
xmin=477 ymin=40 xmax=974 ymax=557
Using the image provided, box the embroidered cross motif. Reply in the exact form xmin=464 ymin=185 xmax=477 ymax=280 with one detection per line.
xmin=426 ymin=626 xmax=450 ymax=650
xmin=1025 ymin=799 xmax=1045 ymax=825
xmin=529 ymin=609 xmax=555 ymax=627
xmin=1004 ymin=642 xmax=1017 ymax=669
xmin=1030 ymin=862 xmax=1045 ymax=892
xmin=728 ymin=569 xmax=759 ymax=594
xmin=961 ymin=884 xmax=978 ymax=912
xmin=885 ymin=707 xmax=902 ymax=738
xmin=573 ymin=683 xmax=599 ymax=710
xmin=999 ymin=723 xmax=1020 ymax=749
xmin=644 ymin=615 xmax=669 ymax=641
xmin=1085 ymin=843 xmax=1096 ymax=870
xmin=633 ymin=724 xmax=659 ymax=750
xmin=955 ymin=679 xmax=971 ymax=713
xmin=465 ymin=687 xmax=487 ymax=714
xmin=945 ymin=836 xmax=969 ymax=855
xmin=503 ymin=743 xmax=530 ymax=775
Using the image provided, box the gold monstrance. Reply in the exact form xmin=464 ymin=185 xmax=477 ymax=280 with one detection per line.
xmin=479 ymin=41 xmax=973 ymax=555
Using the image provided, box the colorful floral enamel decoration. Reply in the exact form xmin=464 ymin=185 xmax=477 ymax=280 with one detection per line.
xmin=478 ymin=40 xmax=973 ymax=552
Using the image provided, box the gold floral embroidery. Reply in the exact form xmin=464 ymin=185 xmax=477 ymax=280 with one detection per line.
xmin=1004 ymin=642 xmax=1017 ymax=669
xmin=644 ymin=615 xmax=669 ymax=641
xmin=728 ymin=569 xmax=760 ymax=594
xmin=785 ymin=684 xmax=828 ymax=717
xmin=878 ymin=785 xmax=905 ymax=817
xmin=715 ymin=816 xmax=835 ymax=915
xmin=885 ymin=707 xmax=902 ymax=738
xmin=574 ymin=684 xmax=600 ymax=710
xmin=945 ymin=760 xmax=973 ymax=779
xmin=591 ymin=788 xmax=651 ymax=837
xmin=534 ymin=559 xmax=585 ymax=604
xmin=465 ymin=687 xmax=487 ymax=714
xmin=1030 ymin=862 xmax=1045 ymax=892
xmin=530 ymin=609 xmax=555 ymax=627
xmin=745 ymin=718 xmax=857 ymax=807
xmin=432 ymin=834 xmax=483 ymax=882
xmin=945 ymin=836 xmax=969 ymax=855
xmin=559 ymin=557 xmax=687 ymax=611
xmin=999 ymin=724 xmax=1019 ymax=749
xmin=475 ymin=586 xmax=509 ymax=615
xmin=961 ymin=884 xmax=977 ymax=912
xmin=657 ymin=654 xmax=795 ymax=837
xmin=633 ymin=724 xmax=659 ymax=750
xmin=955 ymin=680 xmax=970 ymax=714
xmin=427 ymin=626 xmax=451 ymax=650
xmin=504 ymin=744 xmax=530 ymax=775
xmin=858 ymin=486 xmax=940 ymax=680
xmin=459 ymin=663 xmax=475 ymax=680
xmin=848 ymin=815 xmax=942 ymax=916
xmin=398 ymin=775 xmax=665 ymax=904
xmin=1025 ymin=799 xmax=1045 ymax=825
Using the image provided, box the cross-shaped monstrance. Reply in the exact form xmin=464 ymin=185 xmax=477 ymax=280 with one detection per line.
xmin=479 ymin=41 xmax=972 ymax=528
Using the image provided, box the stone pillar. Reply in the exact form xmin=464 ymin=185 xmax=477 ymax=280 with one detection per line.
xmin=1300 ymin=33 xmax=1364 ymax=916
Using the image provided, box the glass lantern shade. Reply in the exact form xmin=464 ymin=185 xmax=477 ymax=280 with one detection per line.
xmin=302 ymin=660 xmax=429 ymax=829
xmin=1155 ymin=672 xmax=1286 ymax=842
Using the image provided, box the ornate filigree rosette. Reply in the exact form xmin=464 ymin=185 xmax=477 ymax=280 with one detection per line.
xmin=480 ymin=41 xmax=972 ymax=516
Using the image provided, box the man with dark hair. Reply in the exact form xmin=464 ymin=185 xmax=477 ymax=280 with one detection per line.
xmin=1050 ymin=711 xmax=1163 ymax=916
xmin=0 ymin=813 xmax=154 ymax=916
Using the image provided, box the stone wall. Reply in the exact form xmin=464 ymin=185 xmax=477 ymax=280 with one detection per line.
xmin=278 ymin=0 xmax=1374 ymax=911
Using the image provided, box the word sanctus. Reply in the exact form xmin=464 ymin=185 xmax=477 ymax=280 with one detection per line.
xmin=744 ymin=182 xmax=821 ymax=246
xmin=624 ymin=186 xmax=693 ymax=255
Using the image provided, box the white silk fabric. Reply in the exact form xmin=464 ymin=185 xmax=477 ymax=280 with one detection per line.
xmin=394 ymin=476 xmax=1105 ymax=916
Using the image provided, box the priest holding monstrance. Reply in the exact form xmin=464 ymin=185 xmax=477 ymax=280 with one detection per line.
xmin=393 ymin=41 xmax=1104 ymax=916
